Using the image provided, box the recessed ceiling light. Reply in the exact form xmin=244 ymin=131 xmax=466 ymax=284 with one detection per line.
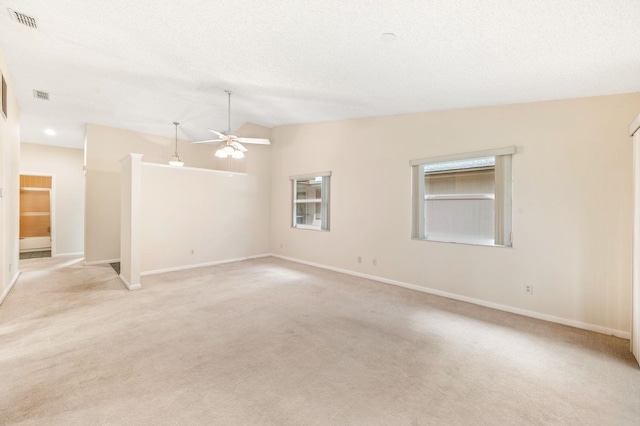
xmin=381 ymin=32 xmax=397 ymax=42
xmin=44 ymin=128 xmax=56 ymax=136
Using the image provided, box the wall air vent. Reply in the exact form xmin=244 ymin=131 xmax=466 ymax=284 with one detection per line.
xmin=33 ymin=90 xmax=49 ymax=101
xmin=8 ymin=9 xmax=38 ymax=29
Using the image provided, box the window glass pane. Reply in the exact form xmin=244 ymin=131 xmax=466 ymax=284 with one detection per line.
xmin=292 ymin=174 xmax=329 ymax=230
xmin=426 ymin=199 xmax=494 ymax=242
xmin=295 ymin=202 xmax=322 ymax=226
xmin=296 ymin=182 xmax=307 ymax=199
xmin=425 ymin=168 xmax=494 ymax=195
xmin=411 ymin=149 xmax=513 ymax=247
xmin=296 ymin=179 xmax=322 ymax=200
xmin=424 ymin=168 xmax=495 ymax=243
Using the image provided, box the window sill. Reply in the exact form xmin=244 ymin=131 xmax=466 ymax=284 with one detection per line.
xmin=412 ymin=236 xmax=511 ymax=248
xmin=293 ymin=224 xmax=328 ymax=231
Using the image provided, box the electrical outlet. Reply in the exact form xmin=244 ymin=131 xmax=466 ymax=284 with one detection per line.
xmin=523 ymin=284 xmax=533 ymax=295
xmin=280 ymin=243 xmax=283 ymax=249
xmin=372 ymin=258 xmax=377 ymax=266
xmin=357 ymin=256 xmax=362 ymax=263
xmin=190 ymin=249 xmax=195 ymax=255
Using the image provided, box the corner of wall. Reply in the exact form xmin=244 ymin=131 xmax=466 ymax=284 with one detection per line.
xmin=0 ymin=47 xmax=21 ymax=298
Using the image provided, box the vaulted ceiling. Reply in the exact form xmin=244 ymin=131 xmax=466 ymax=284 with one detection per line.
xmin=1 ymin=0 xmax=639 ymax=149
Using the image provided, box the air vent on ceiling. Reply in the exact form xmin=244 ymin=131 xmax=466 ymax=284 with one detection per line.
xmin=8 ymin=9 xmax=37 ymax=29
xmin=33 ymin=90 xmax=49 ymax=101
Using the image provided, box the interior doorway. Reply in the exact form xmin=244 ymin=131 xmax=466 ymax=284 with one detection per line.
xmin=19 ymin=174 xmax=53 ymax=257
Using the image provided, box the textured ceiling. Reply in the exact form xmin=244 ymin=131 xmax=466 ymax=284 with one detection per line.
xmin=1 ymin=0 xmax=639 ymax=149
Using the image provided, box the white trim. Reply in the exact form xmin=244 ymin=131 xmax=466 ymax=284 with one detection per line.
xmin=629 ymin=113 xmax=640 ymax=136
xmin=289 ymin=171 xmax=331 ymax=180
xmin=294 ymin=224 xmax=323 ymax=231
xmin=294 ymin=198 xmax=322 ymax=203
xmin=270 ymin=254 xmax=629 ymax=339
xmin=425 ymin=194 xmax=494 ymax=201
xmin=54 ymin=252 xmax=84 ymax=257
xmin=84 ymin=258 xmax=120 ymax=266
xmin=632 ymin=129 xmax=640 ymax=364
xmin=141 ymin=254 xmax=270 ymax=276
xmin=415 ymin=236 xmax=499 ymax=247
xmin=118 ymin=274 xmax=141 ymax=291
xmin=142 ymin=161 xmax=248 ymax=176
xmin=410 ymin=146 xmax=516 ymax=166
xmin=0 ymin=272 xmax=20 ymax=306
xmin=51 ymin=174 xmax=56 ymax=257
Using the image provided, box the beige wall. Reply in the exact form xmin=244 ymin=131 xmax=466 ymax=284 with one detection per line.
xmin=85 ymin=123 xmax=216 ymax=262
xmin=140 ymin=157 xmax=271 ymax=273
xmin=85 ymin=123 xmax=269 ymax=263
xmin=0 ymin=48 xmax=20 ymax=302
xmin=20 ymin=143 xmax=84 ymax=255
xmin=269 ymin=93 xmax=640 ymax=335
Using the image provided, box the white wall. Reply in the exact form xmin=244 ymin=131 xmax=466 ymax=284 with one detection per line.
xmin=0 ymin=48 xmax=20 ymax=303
xmin=86 ymin=122 xmax=271 ymax=264
xmin=119 ymin=154 xmax=142 ymax=289
xmin=140 ymin=161 xmax=271 ymax=274
xmin=20 ymin=143 xmax=84 ymax=255
xmin=269 ymin=93 xmax=640 ymax=336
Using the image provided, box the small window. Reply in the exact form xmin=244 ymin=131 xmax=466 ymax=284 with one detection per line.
xmin=1 ymin=73 xmax=7 ymax=119
xmin=291 ymin=172 xmax=331 ymax=231
xmin=411 ymin=147 xmax=515 ymax=246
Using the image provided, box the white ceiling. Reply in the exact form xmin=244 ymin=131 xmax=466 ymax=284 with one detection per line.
xmin=1 ymin=0 xmax=639 ymax=149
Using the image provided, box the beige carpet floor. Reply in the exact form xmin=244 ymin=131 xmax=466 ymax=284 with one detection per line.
xmin=1 ymin=255 xmax=639 ymax=425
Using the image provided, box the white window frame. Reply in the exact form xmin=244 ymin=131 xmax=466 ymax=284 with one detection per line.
xmin=411 ymin=147 xmax=515 ymax=247
xmin=290 ymin=171 xmax=331 ymax=231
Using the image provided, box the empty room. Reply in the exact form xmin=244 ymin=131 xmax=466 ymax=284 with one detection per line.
xmin=1 ymin=1 xmax=640 ymax=424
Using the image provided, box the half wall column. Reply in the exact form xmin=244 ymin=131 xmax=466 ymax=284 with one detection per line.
xmin=119 ymin=153 xmax=143 ymax=290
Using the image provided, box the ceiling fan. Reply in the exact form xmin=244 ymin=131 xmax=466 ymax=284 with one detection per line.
xmin=191 ymin=90 xmax=270 ymax=159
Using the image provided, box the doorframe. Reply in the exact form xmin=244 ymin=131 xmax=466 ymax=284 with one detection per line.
xmin=19 ymin=172 xmax=56 ymax=257
xmin=629 ymin=114 xmax=640 ymax=366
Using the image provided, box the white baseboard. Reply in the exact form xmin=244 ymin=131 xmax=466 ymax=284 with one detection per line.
xmin=0 ymin=272 xmax=21 ymax=306
xmin=54 ymin=252 xmax=84 ymax=257
xmin=141 ymin=254 xmax=271 ymax=276
xmin=271 ymin=254 xmax=630 ymax=340
xmin=119 ymin=274 xmax=141 ymax=291
xmin=85 ymin=258 xmax=120 ymax=266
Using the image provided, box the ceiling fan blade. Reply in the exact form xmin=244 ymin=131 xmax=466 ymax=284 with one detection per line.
xmin=208 ymin=129 xmax=228 ymax=139
xmin=191 ymin=139 xmax=223 ymax=144
xmin=235 ymin=137 xmax=271 ymax=145
xmin=231 ymin=141 xmax=248 ymax=152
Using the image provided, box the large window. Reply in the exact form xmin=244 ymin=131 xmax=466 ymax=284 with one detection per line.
xmin=411 ymin=147 xmax=515 ymax=246
xmin=291 ymin=172 xmax=331 ymax=231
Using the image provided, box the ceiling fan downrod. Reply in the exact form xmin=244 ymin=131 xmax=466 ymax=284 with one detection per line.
xmin=225 ymin=90 xmax=232 ymax=135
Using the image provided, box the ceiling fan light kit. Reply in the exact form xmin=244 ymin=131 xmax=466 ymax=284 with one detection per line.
xmin=168 ymin=121 xmax=184 ymax=167
xmin=192 ymin=90 xmax=270 ymax=159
